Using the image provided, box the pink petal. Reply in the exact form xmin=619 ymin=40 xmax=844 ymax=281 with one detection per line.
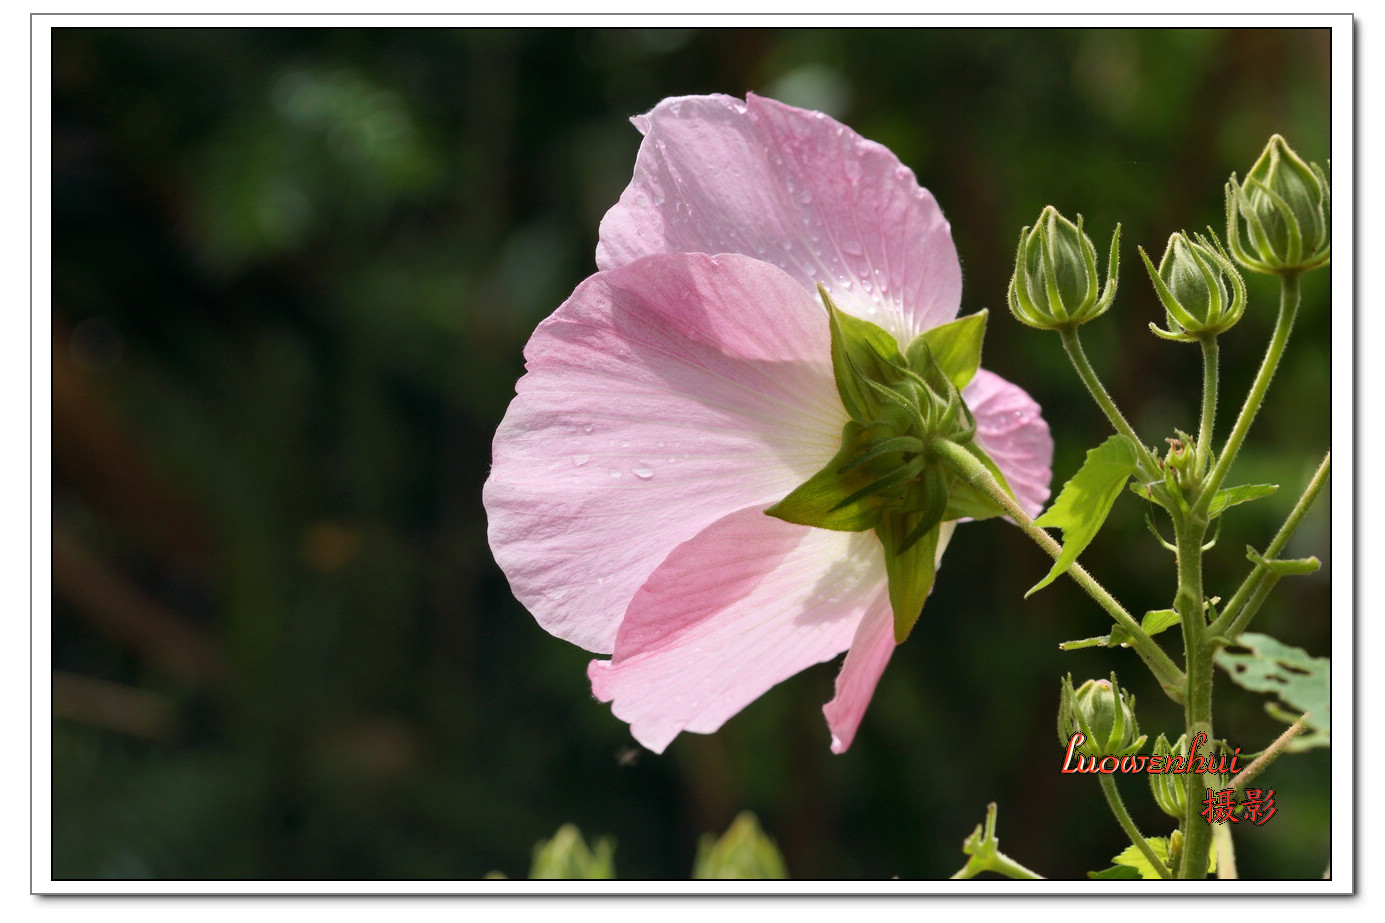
xmin=821 ymin=590 xmax=896 ymax=754
xmin=588 ymin=505 xmax=889 ymax=754
xmin=597 ymin=93 xmax=962 ymax=345
xmin=483 ymin=252 xmax=847 ymax=654
xmin=964 ymin=369 xmax=1053 ymax=519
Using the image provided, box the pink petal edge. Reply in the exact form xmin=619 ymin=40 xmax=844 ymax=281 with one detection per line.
xmin=964 ymin=369 xmax=1053 ymax=519
xmin=588 ymin=505 xmax=889 ymax=754
xmin=596 ymin=93 xmax=963 ymax=345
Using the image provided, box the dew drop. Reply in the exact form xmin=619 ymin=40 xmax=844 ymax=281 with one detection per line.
xmin=609 ymin=469 xmax=623 ymax=479
xmin=583 ymin=424 xmax=594 ymax=433
xmin=572 ymin=454 xmax=591 ymax=467
xmin=621 ymin=439 xmax=631 ymax=448
xmin=632 ymin=465 xmax=655 ymax=480
xmin=799 ymin=189 xmax=813 ymax=205
xmin=842 ymin=239 xmax=864 ymax=256
xmin=635 ymin=193 xmax=649 ymax=207
xmin=861 ymin=281 xmax=873 ymax=293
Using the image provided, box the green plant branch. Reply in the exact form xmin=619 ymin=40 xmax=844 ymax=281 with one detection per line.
xmin=1196 ymin=335 xmax=1219 ymax=478
xmin=1173 ymin=512 xmax=1216 ymax=879
xmin=933 ymin=439 xmax=1186 ymax=699
xmin=1210 ymin=451 xmax=1330 ymax=637
xmin=1099 ymin=774 xmax=1171 ymax=879
xmin=950 ymin=802 xmax=1046 ymax=880
xmin=1201 ymin=272 xmax=1301 ymax=509
xmin=1059 ymin=326 xmax=1162 ymax=476
xmin=1231 ymin=717 xmax=1308 ymax=792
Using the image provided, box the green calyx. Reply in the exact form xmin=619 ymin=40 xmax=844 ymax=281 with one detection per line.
xmin=766 ymin=289 xmax=1013 ymax=642
xmin=1226 ymin=134 xmax=1330 ymax=275
xmin=1140 ymin=230 xmax=1247 ymax=342
xmin=1058 ymin=673 xmax=1147 ymax=759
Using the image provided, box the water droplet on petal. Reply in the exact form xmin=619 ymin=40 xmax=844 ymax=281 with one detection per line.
xmin=583 ymin=424 xmax=594 ymax=433
xmin=572 ymin=454 xmax=590 ymax=467
xmin=620 ymin=439 xmax=631 ymax=448
xmin=609 ymin=469 xmax=623 ymax=479
xmin=842 ymin=239 xmax=864 ymax=256
xmin=632 ymin=465 xmax=655 ymax=480
xmin=799 ymin=190 xmax=813 ymax=205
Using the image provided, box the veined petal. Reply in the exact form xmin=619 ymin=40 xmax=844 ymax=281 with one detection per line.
xmin=484 ymin=253 xmax=847 ymax=654
xmin=597 ymin=93 xmax=962 ymax=345
xmin=964 ymin=368 xmax=1053 ymax=519
xmin=588 ymin=506 xmax=888 ymax=754
xmin=822 ymin=592 xmax=895 ymax=754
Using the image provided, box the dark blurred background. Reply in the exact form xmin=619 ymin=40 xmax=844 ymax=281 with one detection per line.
xmin=50 ymin=27 xmax=1331 ymax=881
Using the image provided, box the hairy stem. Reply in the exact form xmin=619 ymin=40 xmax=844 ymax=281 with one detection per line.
xmin=1196 ymin=335 xmax=1219 ymax=478
xmin=932 ymin=439 xmax=1185 ymax=699
xmin=1211 ymin=451 xmax=1330 ymax=638
xmin=1202 ymin=272 xmax=1301 ymax=508
xmin=1099 ymin=774 xmax=1171 ymax=879
xmin=1059 ymin=326 xmax=1161 ymax=476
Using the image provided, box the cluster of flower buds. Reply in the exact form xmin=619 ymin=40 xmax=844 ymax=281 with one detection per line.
xmin=1057 ymin=673 xmax=1146 ymax=759
xmin=1226 ymin=134 xmax=1330 ymax=276
xmin=1008 ymin=207 xmax=1120 ymax=331
xmin=1009 ymin=135 xmax=1327 ymax=344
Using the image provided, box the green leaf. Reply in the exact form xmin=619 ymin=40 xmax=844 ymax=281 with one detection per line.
xmin=1112 ymin=835 xmax=1214 ymax=879
xmin=878 ymin=512 xmax=942 ymax=642
xmin=822 ymin=287 xmax=906 ymax=423
xmin=1214 ymin=632 xmax=1330 ymax=750
xmin=692 ymin=812 xmax=788 ymax=880
xmin=907 ymin=309 xmax=987 ymax=390
xmin=1246 ymin=546 xmax=1321 ymax=576
xmin=1028 ymin=435 xmax=1139 ymax=596
xmin=1208 ymin=483 xmax=1278 ymax=518
xmin=1087 ymin=864 xmax=1142 ymax=880
xmin=529 ymin=824 xmax=616 ymax=879
xmin=1107 ymin=608 xmax=1180 ymax=648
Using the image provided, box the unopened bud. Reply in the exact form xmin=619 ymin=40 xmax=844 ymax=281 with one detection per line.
xmin=1141 ymin=231 xmax=1247 ymax=341
xmin=1226 ymin=134 xmax=1330 ymax=275
xmin=1009 ymin=207 xmax=1120 ymax=330
xmin=1058 ymin=673 xmax=1146 ymax=758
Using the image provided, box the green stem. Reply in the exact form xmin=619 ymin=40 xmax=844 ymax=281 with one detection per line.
xmin=1210 ymin=451 xmax=1330 ymax=637
xmin=1099 ymin=774 xmax=1171 ymax=879
xmin=1231 ymin=717 xmax=1308 ymax=792
xmin=1196 ymin=335 xmax=1219 ymax=479
xmin=932 ymin=439 xmax=1186 ymax=699
xmin=1173 ymin=512 xmax=1215 ymax=879
xmin=1202 ymin=272 xmax=1301 ymax=507
xmin=1059 ymin=326 xmax=1161 ymax=476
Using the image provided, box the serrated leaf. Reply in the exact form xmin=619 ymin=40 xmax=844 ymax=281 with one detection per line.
xmin=1208 ymin=483 xmax=1278 ymax=518
xmin=1214 ymin=632 xmax=1330 ymax=750
xmin=1028 ymin=435 xmax=1138 ymax=596
xmin=906 ymin=309 xmax=987 ymax=391
xmin=1246 ymin=546 xmax=1321 ymax=576
xmin=1112 ymin=835 xmax=1214 ymax=879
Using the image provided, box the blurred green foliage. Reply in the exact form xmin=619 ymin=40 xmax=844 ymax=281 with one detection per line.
xmin=51 ymin=27 xmax=1331 ymax=880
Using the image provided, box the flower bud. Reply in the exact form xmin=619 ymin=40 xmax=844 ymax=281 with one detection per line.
xmin=1149 ymin=734 xmax=1186 ymax=819
xmin=1226 ymin=134 xmax=1330 ymax=275
xmin=1141 ymin=230 xmax=1246 ymax=341
xmin=1058 ymin=673 xmax=1146 ymax=758
xmin=1008 ymin=207 xmax=1120 ymax=330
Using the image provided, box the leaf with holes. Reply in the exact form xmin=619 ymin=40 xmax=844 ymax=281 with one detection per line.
xmin=1214 ymin=632 xmax=1329 ymax=750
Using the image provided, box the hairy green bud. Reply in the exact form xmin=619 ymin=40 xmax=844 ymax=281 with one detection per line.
xmin=1141 ymin=230 xmax=1247 ymax=341
xmin=1008 ymin=206 xmax=1120 ymax=330
xmin=1226 ymin=134 xmax=1330 ymax=275
xmin=1058 ymin=673 xmax=1146 ymax=759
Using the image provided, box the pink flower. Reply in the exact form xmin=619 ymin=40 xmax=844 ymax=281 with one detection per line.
xmin=484 ymin=94 xmax=1051 ymax=754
